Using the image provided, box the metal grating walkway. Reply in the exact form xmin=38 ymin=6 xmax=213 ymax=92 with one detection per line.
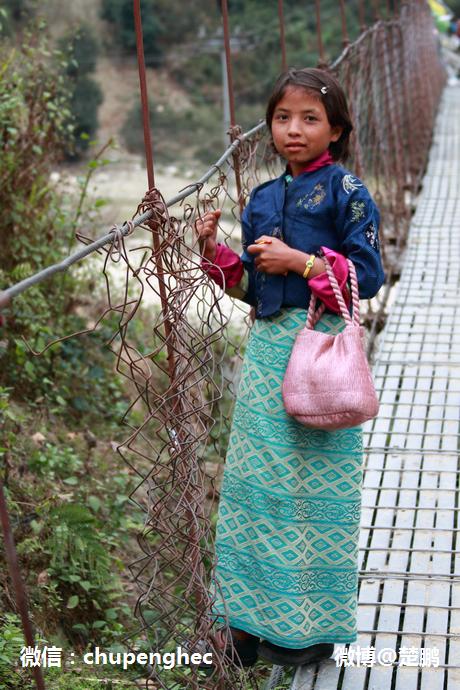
xmin=275 ymin=82 xmax=460 ymax=690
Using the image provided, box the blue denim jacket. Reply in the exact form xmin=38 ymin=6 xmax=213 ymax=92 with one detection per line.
xmin=239 ymin=164 xmax=385 ymax=318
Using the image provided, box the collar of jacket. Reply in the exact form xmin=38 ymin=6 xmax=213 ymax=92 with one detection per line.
xmin=278 ymin=150 xmax=335 ymax=212
xmin=286 ymin=149 xmax=334 ymax=179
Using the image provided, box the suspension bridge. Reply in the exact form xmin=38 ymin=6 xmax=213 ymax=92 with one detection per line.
xmin=0 ymin=1 xmax=459 ymax=689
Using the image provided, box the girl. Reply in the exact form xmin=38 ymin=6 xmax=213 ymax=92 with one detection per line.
xmin=196 ymin=67 xmax=384 ymax=668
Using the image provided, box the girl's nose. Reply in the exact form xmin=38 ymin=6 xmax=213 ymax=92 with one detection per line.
xmin=287 ymin=118 xmax=302 ymax=135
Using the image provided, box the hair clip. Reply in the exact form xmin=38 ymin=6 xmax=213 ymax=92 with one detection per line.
xmin=320 ymin=86 xmax=328 ymax=95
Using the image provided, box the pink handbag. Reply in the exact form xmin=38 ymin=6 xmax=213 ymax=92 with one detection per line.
xmin=282 ymin=256 xmax=379 ymax=430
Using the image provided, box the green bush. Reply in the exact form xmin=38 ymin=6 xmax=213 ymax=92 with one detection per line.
xmin=0 ymin=24 xmax=81 ymax=406
xmin=0 ymin=25 xmax=141 ymax=657
xmin=100 ymin=0 xmax=216 ymax=65
xmin=0 ymin=614 xmax=30 ymax=689
xmin=66 ymin=76 xmax=103 ymax=156
xmin=42 ymin=502 xmax=126 ymax=642
xmin=0 ymin=388 xmax=139 ymax=646
xmin=171 ymin=53 xmax=222 ymax=100
xmin=0 ymin=0 xmax=35 ymax=35
xmin=62 ymin=23 xmax=99 ymax=77
xmin=0 ymin=24 xmax=126 ymax=423
xmin=0 ymin=28 xmax=72 ymax=270
xmin=122 ymin=100 xmax=225 ymax=166
xmin=59 ymin=24 xmax=103 ymax=157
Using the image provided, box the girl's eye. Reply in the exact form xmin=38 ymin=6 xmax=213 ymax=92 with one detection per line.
xmin=275 ymin=114 xmax=288 ymax=121
xmin=305 ymin=116 xmax=317 ymax=122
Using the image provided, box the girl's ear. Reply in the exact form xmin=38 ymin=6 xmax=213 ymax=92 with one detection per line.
xmin=330 ymin=126 xmax=343 ymax=142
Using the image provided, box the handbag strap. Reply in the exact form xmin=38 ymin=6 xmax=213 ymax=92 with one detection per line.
xmin=306 ymin=255 xmax=360 ymax=329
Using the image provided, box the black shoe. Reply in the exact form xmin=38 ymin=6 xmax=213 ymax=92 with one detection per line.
xmin=258 ymin=641 xmax=334 ymax=667
xmin=222 ymin=627 xmax=259 ymax=667
xmin=196 ymin=627 xmax=259 ymax=672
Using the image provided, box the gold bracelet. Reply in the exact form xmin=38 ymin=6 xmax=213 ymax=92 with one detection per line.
xmin=302 ymin=254 xmax=316 ymax=279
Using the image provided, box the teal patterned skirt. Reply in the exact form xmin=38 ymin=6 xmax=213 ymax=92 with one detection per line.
xmin=214 ymin=308 xmax=363 ymax=648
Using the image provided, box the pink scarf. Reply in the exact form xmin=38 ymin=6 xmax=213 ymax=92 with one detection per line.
xmin=287 ymin=149 xmax=334 ymax=176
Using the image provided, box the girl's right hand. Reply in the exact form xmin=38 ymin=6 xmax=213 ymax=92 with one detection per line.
xmin=195 ymin=209 xmax=221 ymax=262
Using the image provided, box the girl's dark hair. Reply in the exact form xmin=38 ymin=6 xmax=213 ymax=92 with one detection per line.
xmin=265 ymin=67 xmax=353 ymax=162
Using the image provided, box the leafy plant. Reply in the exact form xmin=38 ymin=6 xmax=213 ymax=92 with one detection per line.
xmin=0 ymin=26 xmax=127 ymax=423
xmin=0 ymin=0 xmax=36 ymax=36
xmin=28 ymin=444 xmax=83 ymax=480
xmin=0 ymin=614 xmax=28 ymax=689
xmin=0 ymin=21 xmax=80 ymax=407
xmin=41 ymin=502 xmax=127 ymax=643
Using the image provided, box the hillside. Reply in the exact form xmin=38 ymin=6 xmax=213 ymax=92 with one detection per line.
xmin=93 ymin=57 xmax=192 ymax=152
xmin=33 ymin=0 xmax=398 ymax=167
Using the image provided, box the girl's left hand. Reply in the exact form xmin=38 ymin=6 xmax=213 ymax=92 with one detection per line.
xmin=247 ymin=235 xmax=293 ymax=275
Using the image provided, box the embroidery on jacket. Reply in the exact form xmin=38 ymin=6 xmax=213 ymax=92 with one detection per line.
xmin=295 ymin=184 xmax=326 ymax=210
xmin=349 ymin=200 xmax=366 ymax=223
xmin=365 ymin=222 xmax=380 ymax=249
xmin=342 ymin=174 xmax=363 ymax=194
xmin=271 ymin=225 xmax=283 ymax=240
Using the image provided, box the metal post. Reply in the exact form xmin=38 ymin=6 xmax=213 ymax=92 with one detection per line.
xmin=278 ymin=0 xmax=287 ymax=71
xmin=314 ymin=0 xmax=325 ymax=62
xmin=0 ymin=480 xmax=46 ymax=690
xmin=221 ymin=48 xmax=231 ymax=148
xmin=338 ymin=0 xmax=350 ymax=47
xmin=220 ymin=0 xmax=237 ymax=128
xmin=220 ymin=0 xmax=244 ymax=216
xmin=359 ymin=0 xmax=366 ymax=31
xmin=133 ymin=0 xmax=155 ymax=189
xmin=132 ymin=0 xmax=176 ymax=380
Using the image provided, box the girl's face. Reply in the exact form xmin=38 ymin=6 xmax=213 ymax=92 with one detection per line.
xmin=270 ymin=86 xmax=343 ymax=177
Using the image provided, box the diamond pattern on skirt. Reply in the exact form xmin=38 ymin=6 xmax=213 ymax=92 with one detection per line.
xmin=214 ymin=308 xmax=362 ymax=648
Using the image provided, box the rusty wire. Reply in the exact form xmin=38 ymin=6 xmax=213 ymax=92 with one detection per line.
xmin=0 ymin=2 xmax=447 ymax=689
xmin=87 ymin=164 xmax=269 ymax=690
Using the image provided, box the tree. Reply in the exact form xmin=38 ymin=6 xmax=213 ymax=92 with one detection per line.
xmin=101 ymin=0 xmax=166 ymax=66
